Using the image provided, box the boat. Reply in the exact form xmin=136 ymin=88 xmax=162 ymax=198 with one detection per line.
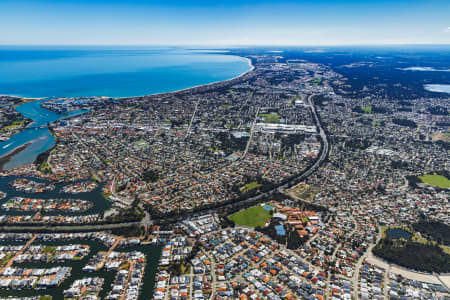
xmin=2 ymin=142 xmax=12 ymax=149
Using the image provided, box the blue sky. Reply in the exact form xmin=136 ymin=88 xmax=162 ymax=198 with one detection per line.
xmin=1 ymin=0 xmax=449 ymax=45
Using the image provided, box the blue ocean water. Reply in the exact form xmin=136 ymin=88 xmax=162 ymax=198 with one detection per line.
xmin=0 ymin=47 xmax=251 ymax=169
xmin=0 ymin=46 xmax=251 ymax=98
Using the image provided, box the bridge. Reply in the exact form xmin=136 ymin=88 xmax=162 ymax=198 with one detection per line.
xmin=26 ymin=125 xmax=50 ymax=129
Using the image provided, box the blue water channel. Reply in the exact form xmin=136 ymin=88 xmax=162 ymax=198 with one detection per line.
xmin=0 ymin=100 xmax=86 ymax=170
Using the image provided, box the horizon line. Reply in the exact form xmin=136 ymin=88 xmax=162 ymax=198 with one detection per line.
xmin=1 ymin=43 xmax=450 ymax=48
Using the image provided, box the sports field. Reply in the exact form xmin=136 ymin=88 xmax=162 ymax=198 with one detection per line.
xmin=259 ymin=113 xmax=280 ymax=123
xmin=229 ymin=205 xmax=271 ymax=227
xmin=418 ymin=174 xmax=450 ymax=189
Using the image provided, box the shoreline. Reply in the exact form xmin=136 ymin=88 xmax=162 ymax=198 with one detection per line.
xmin=114 ymin=56 xmax=255 ymax=100
xmin=0 ymin=94 xmax=45 ymax=101
xmin=0 ymin=56 xmax=255 ymax=101
xmin=0 ymin=142 xmax=32 ymax=171
xmin=0 ymin=55 xmax=254 ymax=171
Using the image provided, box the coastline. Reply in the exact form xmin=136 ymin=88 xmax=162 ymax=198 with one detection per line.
xmin=0 ymin=55 xmax=255 ymax=171
xmin=0 ymin=56 xmax=254 ymax=101
xmin=0 ymin=142 xmax=32 ymax=171
xmin=0 ymin=94 xmax=45 ymax=102
xmin=114 ymin=56 xmax=255 ymax=100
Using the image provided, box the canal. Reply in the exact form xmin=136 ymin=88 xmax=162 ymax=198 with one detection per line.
xmin=0 ymin=176 xmax=111 ymax=216
xmin=0 ymin=239 xmax=162 ymax=299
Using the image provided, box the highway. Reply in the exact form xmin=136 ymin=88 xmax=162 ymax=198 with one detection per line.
xmin=157 ymin=93 xmax=330 ymax=219
xmin=0 ymin=93 xmax=329 ymax=230
xmin=276 ymin=94 xmax=329 ymax=191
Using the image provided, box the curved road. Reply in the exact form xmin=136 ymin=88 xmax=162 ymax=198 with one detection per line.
xmin=277 ymin=94 xmax=329 ymax=191
xmin=163 ymin=93 xmax=330 ymax=218
xmin=0 ymin=93 xmax=329 ymax=230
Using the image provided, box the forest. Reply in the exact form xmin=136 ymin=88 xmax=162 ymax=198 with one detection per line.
xmin=412 ymin=221 xmax=450 ymax=246
xmin=373 ymin=238 xmax=450 ymax=273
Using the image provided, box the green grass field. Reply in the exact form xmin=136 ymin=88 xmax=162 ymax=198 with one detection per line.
xmin=229 ymin=205 xmax=271 ymax=227
xmin=240 ymin=181 xmax=262 ymax=193
xmin=259 ymin=113 xmax=280 ymax=123
xmin=361 ymin=106 xmax=373 ymax=113
xmin=418 ymin=174 xmax=450 ymax=188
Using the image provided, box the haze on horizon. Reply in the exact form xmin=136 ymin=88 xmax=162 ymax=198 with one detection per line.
xmin=1 ymin=0 xmax=449 ymax=46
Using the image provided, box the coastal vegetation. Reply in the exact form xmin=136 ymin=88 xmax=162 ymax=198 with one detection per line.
xmin=228 ymin=205 xmax=271 ymax=227
xmin=34 ymin=145 xmax=54 ymax=174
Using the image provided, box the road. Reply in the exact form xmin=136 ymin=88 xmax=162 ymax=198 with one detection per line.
xmin=267 ymin=94 xmax=329 ymax=194
xmin=242 ymin=106 xmax=260 ymax=158
xmin=0 ymin=221 xmax=141 ymax=232
xmin=0 ymin=93 xmax=329 ymax=230
xmin=227 ymin=94 xmax=329 ymax=205
xmin=0 ymin=234 xmax=37 ymax=273
xmin=186 ymin=100 xmax=200 ymax=138
xmin=181 ymin=93 xmax=329 ymax=217
xmin=352 ymin=226 xmax=383 ymax=300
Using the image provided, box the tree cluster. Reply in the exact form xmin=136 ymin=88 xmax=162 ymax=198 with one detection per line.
xmin=412 ymin=221 xmax=450 ymax=246
xmin=373 ymin=238 xmax=450 ymax=273
xmin=392 ymin=118 xmax=417 ymax=128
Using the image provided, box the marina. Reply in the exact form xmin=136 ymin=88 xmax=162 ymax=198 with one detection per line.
xmin=0 ymin=237 xmax=162 ymax=299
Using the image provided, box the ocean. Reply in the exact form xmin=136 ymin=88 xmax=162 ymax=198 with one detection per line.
xmin=0 ymin=46 xmax=251 ymax=169
xmin=0 ymin=46 xmax=251 ymax=98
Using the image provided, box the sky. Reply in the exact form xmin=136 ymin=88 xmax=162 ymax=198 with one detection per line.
xmin=1 ymin=0 xmax=449 ymax=46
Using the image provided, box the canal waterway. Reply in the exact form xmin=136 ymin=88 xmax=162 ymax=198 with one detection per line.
xmin=0 ymin=176 xmax=111 ymax=216
xmin=0 ymin=238 xmax=162 ymax=300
